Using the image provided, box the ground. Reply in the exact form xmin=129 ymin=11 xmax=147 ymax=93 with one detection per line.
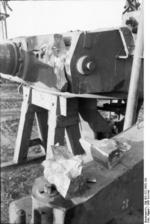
xmin=0 ymin=79 xmax=44 ymax=223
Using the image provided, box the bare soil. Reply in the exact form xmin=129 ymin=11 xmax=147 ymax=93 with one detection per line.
xmin=0 ymin=80 xmax=44 ymax=223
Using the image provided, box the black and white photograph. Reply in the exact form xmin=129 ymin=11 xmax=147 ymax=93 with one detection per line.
xmin=0 ymin=0 xmax=148 ymax=223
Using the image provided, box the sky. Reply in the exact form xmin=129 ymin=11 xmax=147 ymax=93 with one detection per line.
xmin=7 ymin=0 xmax=125 ymax=38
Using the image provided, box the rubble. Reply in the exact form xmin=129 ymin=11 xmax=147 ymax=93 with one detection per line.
xmin=42 ymin=147 xmax=85 ymax=198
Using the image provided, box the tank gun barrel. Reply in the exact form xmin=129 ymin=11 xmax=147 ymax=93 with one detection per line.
xmin=0 ymin=37 xmax=68 ymax=91
xmin=0 ymin=41 xmax=20 ymax=75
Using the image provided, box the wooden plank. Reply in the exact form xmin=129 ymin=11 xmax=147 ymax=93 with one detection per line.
xmin=31 ymin=88 xmax=56 ymax=110
xmin=65 ymin=124 xmax=85 ymax=155
xmin=46 ymin=96 xmax=58 ymax=159
xmin=13 ymin=88 xmax=35 ymax=163
xmin=13 ymin=104 xmax=35 ymax=163
xmin=1 ymin=156 xmax=45 ymax=171
xmin=79 ymin=98 xmax=111 ymax=139
xmin=31 ymin=85 xmax=127 ymax=99
xmin=54 ymin=127 xmax=65 ymax=146
xmin=57 ymin=115 xmax=79 ymax=128
xmin=59 ymin=96 xmax=67 ymax=116
xmin=35 ymin=109 xmax=48 ymax=151
xmin=29 ymin=138 xmax=43 ymax=147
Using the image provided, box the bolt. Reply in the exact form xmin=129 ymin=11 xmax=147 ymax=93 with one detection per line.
xmin=86 ymin=61 xmax=95 ymax=72
xmin=44 ymin=184 xmax=57 ymax=196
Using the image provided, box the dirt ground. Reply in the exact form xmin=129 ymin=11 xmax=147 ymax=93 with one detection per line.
xmin=0 ymin=79 xmax=44 ymax=223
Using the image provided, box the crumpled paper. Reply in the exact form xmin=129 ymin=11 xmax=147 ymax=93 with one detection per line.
xmin=42 ymin=155 xmax=83 ymax=198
